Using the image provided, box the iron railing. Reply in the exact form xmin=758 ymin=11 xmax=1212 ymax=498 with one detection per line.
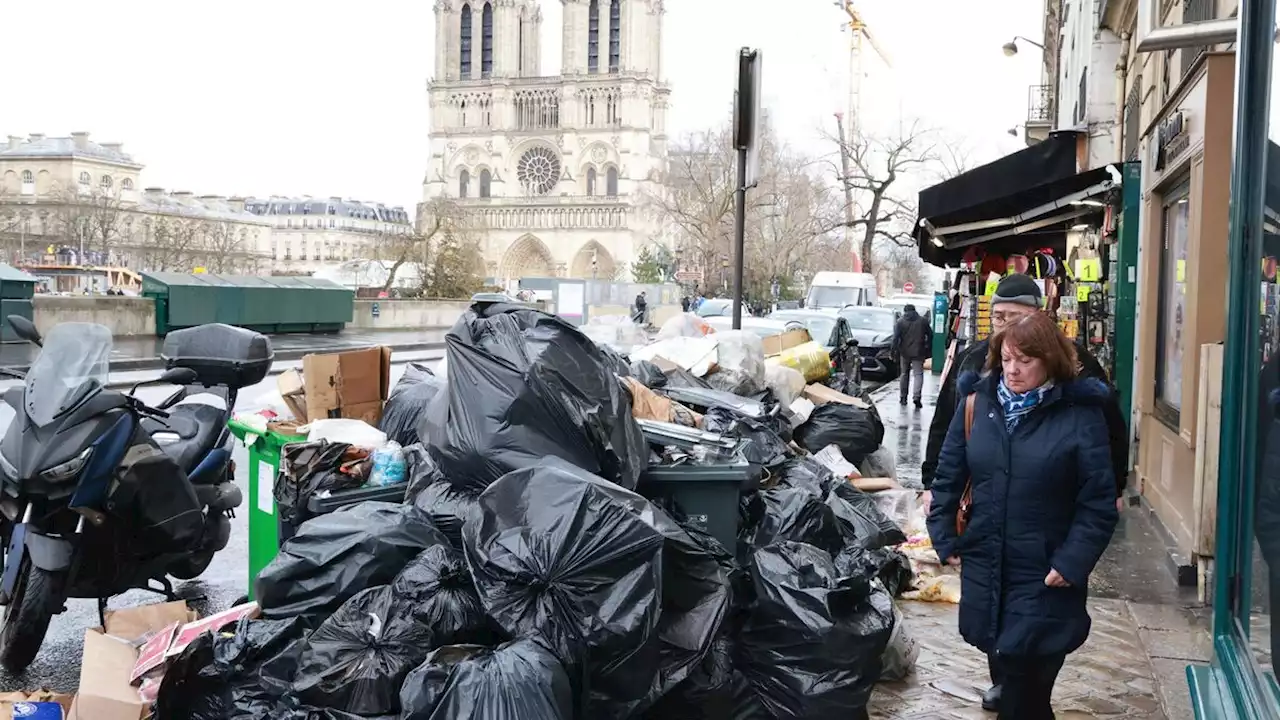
xmin=1180 ymin=0 xmax=1215 ymax=79
xmin=1124 ymin=75 xmax=1143 ymax=162
xmin=1027 ymin=84 xmax=1054 ymax=125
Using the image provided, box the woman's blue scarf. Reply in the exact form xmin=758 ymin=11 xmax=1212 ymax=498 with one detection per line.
xmin=996 ymin=377 xmax=1053 ymax=432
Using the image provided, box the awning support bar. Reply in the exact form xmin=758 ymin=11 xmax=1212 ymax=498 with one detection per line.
xmin=927 ymin=178 xmax=1116 ymax=239
xmin=944 ymin=207 xmax=1093 ymax=251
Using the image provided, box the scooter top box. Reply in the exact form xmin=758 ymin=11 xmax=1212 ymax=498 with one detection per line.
xmin=161 ymin=323 xmax=274 ymax=389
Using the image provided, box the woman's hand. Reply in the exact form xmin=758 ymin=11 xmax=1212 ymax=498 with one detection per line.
xmin=1044 ymin=568 xmax=1071 ymax=588
xmin=921 ymin=490 xmax=932 ymax=515
xmin=945 ymin=556 xmax=960 ymax=567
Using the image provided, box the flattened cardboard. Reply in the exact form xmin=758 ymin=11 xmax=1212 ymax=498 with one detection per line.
xmin=276 ymin=369 xmax=308 ymax=421
xmin=802 ymin=383 xmax=872 ymax=409
xmin=301 ymin=346 xmax=392 ymax=425
xmin=103 ymin=601 xmax=196 ymax=643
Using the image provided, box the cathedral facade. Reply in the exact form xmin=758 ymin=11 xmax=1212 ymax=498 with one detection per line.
xmin=425 ymin=0 xmax=670 ymax=281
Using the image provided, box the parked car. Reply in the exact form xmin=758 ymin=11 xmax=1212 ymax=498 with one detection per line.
xmin=703 ymin=316 xmax=789 ymax=338
xmin=695 ymin=298 xmax=733 ymax=318
xmin=838 ymin=306 xmax=900 ymax=379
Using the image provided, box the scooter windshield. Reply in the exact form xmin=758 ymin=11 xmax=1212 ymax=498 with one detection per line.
xmin=24 ymin=323 xmax=113 ymax=427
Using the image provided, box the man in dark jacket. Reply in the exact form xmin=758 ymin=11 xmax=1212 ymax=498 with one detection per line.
xmin=920 ymin=273 xmax=1129 ymax=712
xmin=892 ymin=303 xmax=933 ymax=408
xmin=634 ymin=291 xmax=648 ymax=325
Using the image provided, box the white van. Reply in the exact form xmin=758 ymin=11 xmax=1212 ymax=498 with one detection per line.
xmin=805 ymin=272 xmax=878 ymax=311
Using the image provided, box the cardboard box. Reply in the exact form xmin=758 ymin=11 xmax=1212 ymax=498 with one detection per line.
xmin=70 ymin=602 xmax=197 ymax=720
xmin=802 ymin=383 xmax=872 ymax=409
xmin=301 ymin=347 xmax=392 ymax=426
xmin=276 ymin=369 xmax=308 ymax=421
xmin=761 ymin=329 xmax=811 ymax=358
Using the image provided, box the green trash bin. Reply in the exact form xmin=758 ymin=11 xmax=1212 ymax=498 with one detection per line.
xmin=227 ymin=419 xmax=305 ymax=600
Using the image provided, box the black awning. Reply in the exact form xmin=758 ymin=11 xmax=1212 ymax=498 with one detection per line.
xmin=915 ymin=137 xmax=1120 ymax=267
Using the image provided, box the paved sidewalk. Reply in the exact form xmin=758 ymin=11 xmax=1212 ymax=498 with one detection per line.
xmin=865 ymin=370 xmax=1202 ymax=719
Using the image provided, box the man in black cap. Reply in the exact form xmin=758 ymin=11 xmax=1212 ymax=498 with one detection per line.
xmin=920 ymin=273 xmax=1129 ymax=712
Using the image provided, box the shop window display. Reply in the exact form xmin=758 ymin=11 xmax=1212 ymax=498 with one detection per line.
xmin=1156 ymin=185 xmax=1190 ymax=422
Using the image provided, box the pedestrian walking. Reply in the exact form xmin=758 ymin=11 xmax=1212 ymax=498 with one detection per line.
xmin=892 ymin=303 xmax=932 ymax=408
xmin=920 ymin=273 xmax=1129 ymax=712
xmin=927 ymin=312 xmax=1119 ymax=720
xmin=634 ymin=291 xmax=648 ymax=325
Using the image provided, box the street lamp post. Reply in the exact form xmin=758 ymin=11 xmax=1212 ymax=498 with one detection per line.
xmin=1002 ymin=35 xmax=1045 ymax=56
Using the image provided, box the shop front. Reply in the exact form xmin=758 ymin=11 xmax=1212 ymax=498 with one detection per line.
xmin=1132 ymin=52 xmax=1237 ymax=590
xmin=1179 ymin=0 xmax=1280 ymax=714
xmin=913 ymin=133 xmax=1136 ymax=408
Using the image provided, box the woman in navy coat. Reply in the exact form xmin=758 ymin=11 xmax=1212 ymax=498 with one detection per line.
xmin=927 ymin=312 xmax=1119 ymax=719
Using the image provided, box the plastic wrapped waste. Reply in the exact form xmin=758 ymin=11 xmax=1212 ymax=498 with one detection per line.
xmin=764 ymin=364 xmax=806 ymax=405
xmin=858 ymin=445 xmax=898 ymax=481
xmin=369 ymin=441 xmax=407 ymax=487
xmin=274 ymin=441 xmax=366 ymax=529
xmin=399 ymin=640 xmax=574 ymax=720
xmin=827 ymin=483 xmax=908 ymax=551
xmin=736 ymin=542 xmax=894 ymax=718
xmin=878 ymin=604 xmax=919 ymax=681
xmin=657 ymin=313 xmax=715 ymax=340
xmin=155 ymin=617 xmax=307 ymax=720
xmin=702 ymin=407 xmax=790 ymax=466
xmin=256 ymin=502 xmax=447 ymax=625
xmin=631 ymin=337 xmax=719 ymax=377
xmin=391 ymin=545 xmax=497 ymax=648
xmin=662 ymin=366 xmax=713 ymax=390
xmin=704 ymin=367 xmax=764 ymax=396
xmin=767 ymin=341 xmax=832 ymax=383
xmin=712 ymin=330 xmax=767 ymax=390
xmin=293 ymin=586 xmax=433 ymax=716
xmin=379 ymin=363 xmax=445 ymax=447
xmin=426 ymin=303 xmax=648 ymax=494
xmin=463 ymin=460 xmax=665 ymax=716
xmin=794 ymin=402 xmax=885 ymax=466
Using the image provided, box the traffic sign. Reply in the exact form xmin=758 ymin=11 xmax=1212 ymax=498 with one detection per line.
xmin=675 ymin=270 xmax=702 ymax=283
xmin=903 ymin=282 xmax=915 ymax=293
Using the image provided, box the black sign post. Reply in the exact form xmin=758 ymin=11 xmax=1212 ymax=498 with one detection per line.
xmin=732 ymin=48 xmax=762 ymax=330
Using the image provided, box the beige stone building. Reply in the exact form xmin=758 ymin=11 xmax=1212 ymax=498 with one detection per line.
xmin=425 ymin=0 xmax=671 ymax=281
xmin=0 ymin=132 xmax=411 ymax=276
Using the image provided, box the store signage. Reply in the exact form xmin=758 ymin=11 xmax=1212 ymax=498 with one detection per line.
xmin=1153 ymin=110 xmax=1190 ymax=171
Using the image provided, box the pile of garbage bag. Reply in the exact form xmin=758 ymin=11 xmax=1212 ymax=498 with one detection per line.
xmin=173 ymin=305 xmax=922 ymax=719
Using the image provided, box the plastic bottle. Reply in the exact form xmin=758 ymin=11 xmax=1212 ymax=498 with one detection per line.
xmin=369 ymin=441 xmax=407 ymax=487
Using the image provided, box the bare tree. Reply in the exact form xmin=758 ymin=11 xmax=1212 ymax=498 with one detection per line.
xmin=45 ymin=187 xmax=128 ymax=264
xmin=199 ymin=219 xmax=253 ymax=274
xmin=381 ymin=198 xmax=478 ymax=294
xmin=824 ymin=118 xmax=941 ymax=276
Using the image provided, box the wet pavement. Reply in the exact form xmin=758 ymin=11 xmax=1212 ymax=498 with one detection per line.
xmin=0 ymin=358 xmax=439 ymax=692
xmin=0 ymin=327 xmax=448 ymax=371
xmin=866 ymin=373 xmax=1203 ymax=719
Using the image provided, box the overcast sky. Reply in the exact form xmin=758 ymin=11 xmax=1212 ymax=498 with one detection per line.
xmin=3 ymin=0 xmax=1044 ymax=209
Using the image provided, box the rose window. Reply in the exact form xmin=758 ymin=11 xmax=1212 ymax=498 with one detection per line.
xmin=516 ymin=147 xmax=561 ymax=196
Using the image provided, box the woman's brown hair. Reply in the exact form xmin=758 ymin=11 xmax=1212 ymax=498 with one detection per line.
xmin=985 ymin=311 xmax=1078 ymax=382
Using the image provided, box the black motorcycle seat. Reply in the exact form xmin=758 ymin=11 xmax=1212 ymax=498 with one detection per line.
xmin=141 ymin=403 xmax=226 ymax=478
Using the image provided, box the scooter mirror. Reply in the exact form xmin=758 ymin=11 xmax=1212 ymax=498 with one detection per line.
xmin=7 ymin=316 xmax=40 ymax=347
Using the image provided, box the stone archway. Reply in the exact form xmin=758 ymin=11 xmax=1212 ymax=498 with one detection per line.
xmin=498 ymin=234 xmax=555 ymax=279
xmin=570 ymin=240 xmax=617 ymax=279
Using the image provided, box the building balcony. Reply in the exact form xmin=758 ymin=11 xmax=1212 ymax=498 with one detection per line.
xmin=1025 ymin=84 xmax=1055 ymax=146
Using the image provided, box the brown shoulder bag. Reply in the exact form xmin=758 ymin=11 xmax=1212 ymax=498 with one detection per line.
xmin=955 ymin=394 xmax=977 ymax=535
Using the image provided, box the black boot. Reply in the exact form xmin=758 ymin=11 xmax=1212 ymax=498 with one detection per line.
xmin=914 ymin=398 xmax=923 ymax=408
xmin=900 ymin=396 xmax=908 ymax=406
xmin=982 ymin=684 xmax=1002 ymax=712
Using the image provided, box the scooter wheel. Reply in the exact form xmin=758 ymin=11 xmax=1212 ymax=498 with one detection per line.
xmin=0 ymin=562 xmax=59 ymax=673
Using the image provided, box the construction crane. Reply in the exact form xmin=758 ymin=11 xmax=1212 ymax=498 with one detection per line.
xmin=836 ymin=0 xmax=892 ymax=137
xmin=833 ymin=0 xmax=893 ymax=272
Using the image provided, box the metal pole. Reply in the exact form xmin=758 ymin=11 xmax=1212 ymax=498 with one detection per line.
xmin=834 ymin=112 xmax=858 ymax=271
xmin=732 ymin=145 xmax=748 ymax=330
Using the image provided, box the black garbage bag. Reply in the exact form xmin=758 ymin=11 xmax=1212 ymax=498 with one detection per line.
xmin=703 ymin=407 xmax=791 ymax=466
xmin=426 ymin=302 xmax=647 ymax=493
xmin=463 ymin=460 xmax=665 ymax=716
xmin=391 ymin=545 xmax=498 ymax=647
xmin=400 ymin=640 xmax=574 ymax=720
xmin=824 ymin=371 xmax=858 ymax=396
xmin=736 ymin=542 xmax=894 ymax=718
xmin=275 ymin=441 xmax=365 ymax=529
xmin=740 ymin=488 xmax=843 ymax=558
xmin=641 ymin=635 xmax=735 ymax=720
xmin=774 ymin=456 xmax=836 ymax=498
xmin=155 ymin=617 xmax=307 ymax=720
xmin=631 ymin=360 xmax=668 ymax=389
xmin=293 ymin=585 xmax=432 ymax=716
xmin=793 ymin=403 xmax=885 ymax=466
xmin=826 ymin=483 xmax=907 ymax=551
xmin=256 ymin=502 xmax=447 ymax=625
xmin=662 ymin=366 xmax=713 ymax=390
xmin=404 ymin=443 xmax=445 ymax=506
xmin=379 ymin=363 xmax=445 ymax=447
xmin=411 ymin=480 xmax=482 ymax=551
xmin=835 ymin=546 xmax=914 ymax=598
xmin=599 ymin=342 xmax=633 ymax=376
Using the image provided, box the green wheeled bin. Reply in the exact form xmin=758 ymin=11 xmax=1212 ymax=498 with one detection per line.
xmin=227 ymin=419 xmax=305 ymax=600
